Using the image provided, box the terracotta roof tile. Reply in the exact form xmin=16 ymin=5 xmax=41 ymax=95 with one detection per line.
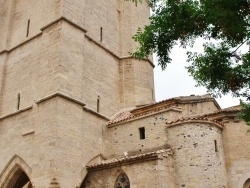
xmin=107 ymin=94 xmax=218 ymax=126
xmin=108 ymin=110 xmax=134 ymax=125
xmin=196 ymin=105 xmax=241 ymax=118
xmin=87 ymin=149 xmax=173 ymax=171
xmin=166 ymin=117 xmax=225 ymax=128
xmin=107 ymin=105 xmax=181 ymax=126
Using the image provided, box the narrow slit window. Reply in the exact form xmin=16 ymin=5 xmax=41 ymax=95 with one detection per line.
xmin=26 ymin=19 xmax=30 ymax=37
xmin=97 ymin=95 xmax=100 ymax=113
xmin=100 ymin=27 xmax=103 ymax=42
xmin=17 ymin=93 xmax=20 ymax=110
xmin=214 ymin=140 xmax=218 ymax=152
xmin=139 ymin=127 xmax=145 ymax=140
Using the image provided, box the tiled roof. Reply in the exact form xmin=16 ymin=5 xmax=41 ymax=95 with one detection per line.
xmin=166 ymin=117 xmax=225 ymax=128
xmin=107 ymin=109 xmax=134 ymax=126
xmin=107 ymin=94 xmax=218 ymax=126
xmin=87 ymin=149 xmax=173 ymax=171
xmin=107 ymin=105 xmax=182 ymax=126
xmin=213 ymin=105 xmax=241 ymax=114
xmin=196 ymin=105 xmax=241 ymax=118
xmin=132 ymin=94 xmax=218 ymax=114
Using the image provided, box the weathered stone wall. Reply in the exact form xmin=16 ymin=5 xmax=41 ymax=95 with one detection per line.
xmin=4 ymin=0 xmax=61 ymax=49
xmin=0 ymin=0 xmax=11 ymax=51
xmin=83 ymin=155 xmax=175 ymax=188
xmin=119 ymin=58 xmax=155 ymax=108
xmin=0 ymin=18 xmax=121 ymax=118
xmin=84 ymin=0 xmax=121 ymax=55
xmin=222 ymin=118 xmax=250 ymax=188
xmin=105 ymin=100 xmax=220 ymax=158
xmin=0 ymin=96 xmax=107 ymax=188
xmin=0 ymin=0 xmax=154 ymax=117
xmin=105 ymin=110 xmax=182 ymax=158
xmin=0 ymin=21 xmax=62 ymax=115
xmin=167 ymin=122 xmax=227 ymax=188
xmin=118 ymin=1 xmax=155 ymax=107
xmin=0 ymin=1 xmax=155 ymax=186
xmin=119 ymin=1 xmax=150 ymax=57
xmin=59 ymin=21 xmax=121 ymax=117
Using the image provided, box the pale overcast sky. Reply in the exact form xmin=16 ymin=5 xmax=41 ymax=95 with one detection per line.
xmin=153 ymin=39 xmax=245 ymax=109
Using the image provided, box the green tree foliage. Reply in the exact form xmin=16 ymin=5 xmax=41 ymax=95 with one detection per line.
xmin=128 ymin=0 xmax=250 ymax=124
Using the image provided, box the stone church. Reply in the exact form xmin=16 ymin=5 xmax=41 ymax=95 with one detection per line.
xmin=0 ymin=0 xmax=249 ymax=188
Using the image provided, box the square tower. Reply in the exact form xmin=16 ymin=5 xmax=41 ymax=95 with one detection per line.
xmin=0 ymin=1 xmax=154 ymax=187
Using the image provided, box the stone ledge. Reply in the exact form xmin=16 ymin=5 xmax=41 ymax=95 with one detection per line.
xmin=85 ymin=35 xmax=154 ymax=68
xmin=22 ymin=130 xmax=35 ymax=137
xmin=0 ymin=16 xmax=87 ymax=55
xmin=0 ymin=32 xmax=42 ymax=55
xmin=40 ymin=16 xmax=87 ymax=33
xmin=121 ymin=56 xmax=155 ymax=68
xmin=82 ymin=107 xmax=110 ymax=121
xmin=85 ymin=34 xmax=120 ymax=60
xmin=36 ymin=92 xmax=86 ymax=107
xmin=0 ymin=106 xmax=33 ymax=121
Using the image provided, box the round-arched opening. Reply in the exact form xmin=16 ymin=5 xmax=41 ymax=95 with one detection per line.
xmin=243 ymin=178 xmax=250 ymax=188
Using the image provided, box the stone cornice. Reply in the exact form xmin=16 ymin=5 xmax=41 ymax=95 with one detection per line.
xmin=120 ymin=56 xmax=155 ymax=68
xmin=85 ymin=35 xmax=154 ymax=68
xmin=0 ymin=16 xmax=154 ymax=69
xmin=0 ymin=32 xmax=42 ymax=55
xmin=0 ymin=16 xmax=87 ymax=55
xmin=35 ymin=92 xmax=86 ymax=107
xmin=85 ymin=34 xmax=120 ymax=60
xmin=40 ymin=16 xmax=87 ymax=33
xmin=82 ymin=107 xmax=110 ymax=121
xmin=0 ymin=93 xmax=110 ymax=122
xmin=0 ymin=106 xmax=33 ymax=121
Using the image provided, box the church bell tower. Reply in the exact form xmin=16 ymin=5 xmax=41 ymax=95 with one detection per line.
xmin=0 ymin=0 xmax=154 ymax=187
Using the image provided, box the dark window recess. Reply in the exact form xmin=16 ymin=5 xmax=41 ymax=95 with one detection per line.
xmin=139 ymin=127 xmax=145 ymax=140
xmin=100 ymin=27 xmax=103 ymax=42
xmin=17 ymin=93 xmax=20 ymax=110
xmin=26 ymin=19 xmax=30 ymax=37
xmin=115 ymin=173 xmax=130 ymax=188
xmin=214 ymin=140 xmax=218 ymax=152
xmin=97 ymin=95 xmax=100 ymax=113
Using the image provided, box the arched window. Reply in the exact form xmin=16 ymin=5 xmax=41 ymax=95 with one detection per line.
xmin=0 ymin=155 xmax=33 ymax=188
xmin=3 ymin=167 xmax=33 ymax=188
xmin=114 ymin=173 xmax=130 ymax=188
